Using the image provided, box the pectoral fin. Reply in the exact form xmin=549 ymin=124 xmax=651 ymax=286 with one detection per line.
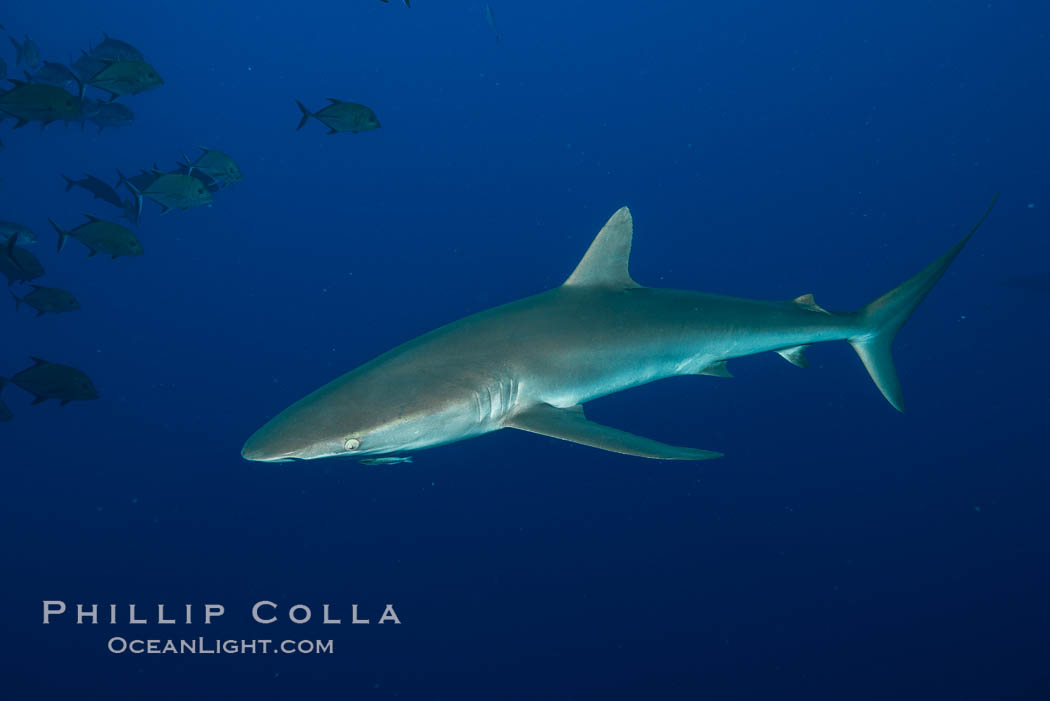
xmin=505 ymin=403 xmax=722 ymax=461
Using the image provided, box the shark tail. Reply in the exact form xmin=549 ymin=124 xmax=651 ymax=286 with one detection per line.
xmin=295 ymin=101 xmax=312 ymax=131
xmin=849 ymin=196 xmax=998 ymax=411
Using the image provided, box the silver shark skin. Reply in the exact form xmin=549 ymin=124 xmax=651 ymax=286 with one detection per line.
xmin=243 ymin=201 xmax=996 ymax=463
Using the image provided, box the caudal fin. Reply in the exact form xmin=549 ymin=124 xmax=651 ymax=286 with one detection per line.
xmin=850 ymin=196 xmax=998 ymax=411
xmin=10 ymin=36 xmax=23 ymax=65
xmin=5 ymin=232 xmax=24 ymax=271
xmin=50 ymin=219 xmax=69 ymax=253
xmin=295 ymin=101 xmax=312 ymax=131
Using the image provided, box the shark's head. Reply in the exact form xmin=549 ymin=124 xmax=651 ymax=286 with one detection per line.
xmin=241 ymin=358 xmax=487 ymax=463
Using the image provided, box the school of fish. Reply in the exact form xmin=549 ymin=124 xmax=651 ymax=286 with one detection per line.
xmin=1 ymin=5 xmax=502 ymax=422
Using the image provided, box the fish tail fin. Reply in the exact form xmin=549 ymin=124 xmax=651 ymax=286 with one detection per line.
xmin=5 ymin=232 xmax=22 ymax=271
xmin=121 ymin=199 xmax=138 ymax=224
xmin=295 ymin=100 xmax=312 ymax=131
xmin=50 ymin=219 xmax=69 ymax=253
xmin=116 ymin=169 xmax=140 ymax=196
xmin=62 ymin=174 xmax=75 ymax=192
xmin=848 ymin=195 xmax=998 ymax=411
xmin=179 ymin=151 xmax=196 ymax=176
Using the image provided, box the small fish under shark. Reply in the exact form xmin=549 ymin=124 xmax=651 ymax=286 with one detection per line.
xmin=243 ymin=198 xmax=997 ymax=464
xmin=359 ymin=457 xmax=413 ymax=466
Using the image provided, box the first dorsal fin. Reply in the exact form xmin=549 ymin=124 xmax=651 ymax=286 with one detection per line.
xmin=563 ymin=207 xmax=641 ymax=289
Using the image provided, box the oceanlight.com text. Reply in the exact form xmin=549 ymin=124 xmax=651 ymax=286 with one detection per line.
xmin=107 ymin=637 xmax=334 ymax=655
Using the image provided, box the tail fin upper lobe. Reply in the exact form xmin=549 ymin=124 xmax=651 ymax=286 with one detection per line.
xmin=295 ymin=101 xmax=312 ymax=131
xmin=850 ymin=196 xmax=998 ymax=411
xmin=50 ymin=219 xmax=69 ymax=253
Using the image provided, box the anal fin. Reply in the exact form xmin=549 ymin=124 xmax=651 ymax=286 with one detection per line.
xmin=776 ymin=345 xmax=810 ymax=368
xmin=505 ymin=403 xmax=722 ymax=461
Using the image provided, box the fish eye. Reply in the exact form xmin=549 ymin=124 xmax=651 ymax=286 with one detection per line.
xmin=343 ymin=438 xmax=361 ymax=451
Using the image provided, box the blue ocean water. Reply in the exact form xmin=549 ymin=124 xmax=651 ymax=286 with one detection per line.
xmin=2 ymin=0 xmax=1048 ymax=698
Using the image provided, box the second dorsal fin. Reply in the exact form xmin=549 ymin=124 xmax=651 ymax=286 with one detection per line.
xmin=793 ymin=293 xmax=829 ymax=314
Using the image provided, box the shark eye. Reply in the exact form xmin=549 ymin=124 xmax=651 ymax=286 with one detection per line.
xmin=343 ymin=438 xmax=361 ymax=451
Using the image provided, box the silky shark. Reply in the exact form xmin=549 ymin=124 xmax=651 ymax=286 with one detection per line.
xmin=243 ymin=200 xmax=996 ymax=463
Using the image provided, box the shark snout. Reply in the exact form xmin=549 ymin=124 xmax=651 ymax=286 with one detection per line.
xmin=241 ymin=429 xmax=295 ymax=463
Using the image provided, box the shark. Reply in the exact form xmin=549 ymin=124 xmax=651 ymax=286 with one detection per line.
xmin=242 ymin=200 xmax=996 ymax=463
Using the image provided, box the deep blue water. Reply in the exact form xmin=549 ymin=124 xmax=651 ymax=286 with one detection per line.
xmin=2 ymin=1 xmax=1049 ymax=698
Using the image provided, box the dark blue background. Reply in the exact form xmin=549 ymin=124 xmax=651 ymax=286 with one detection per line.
xmin=2 ymin=1 xmax=1048 ymax=698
